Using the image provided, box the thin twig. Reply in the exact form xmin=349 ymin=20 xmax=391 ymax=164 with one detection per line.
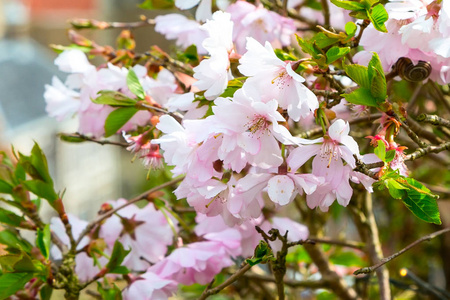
xmin=400 ymin=119 xmax=429 ymax=148
xmin=405 ymin=141 xmax=450 ymax=161
xmin=59 ymin=133 xmax=129 ymax=147
xmin=354 ymin=227 xmax=450 ymax=275
xmin=307 ymin=237 xmax=366 ymax=250
xmin=244 ymin=273 xmax=327 ymax=288
xmin=70 ymin=17 xmax=155 ymax=30
xmin=320 ymin=0 xmax=330 ymax=28
xmin=199 ymin=264 xmax=252 ymax=300
xmin=417 ymin=114 xmax=450 ymax=128
xmin=75 ymin=176 xmax=184 ymax=245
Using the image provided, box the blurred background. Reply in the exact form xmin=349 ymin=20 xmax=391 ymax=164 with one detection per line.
xmin=0 ymin=0 xmax=174 ymax=221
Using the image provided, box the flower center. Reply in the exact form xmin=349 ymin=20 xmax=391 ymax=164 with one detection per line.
xmin=319 ymin=138 xmax=339 ymax=168
xmin=271 ymin=69 xmax=290 ymax=89
xmin=246 ymin=114 xmax=270 ymax=135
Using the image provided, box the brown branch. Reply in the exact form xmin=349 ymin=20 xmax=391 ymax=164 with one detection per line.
xmin=400 ymin=119 xmax=429 ymax=148
xmin=199 ymin=264 xmax=252 ymax=300
xmin=405 ymin=141 xmax=450 ymax=161
xmin=353 ymin=20 xmax=370 ymax=48
xmin=429 ymin=81 xmax=450 ymax=113
xmin=320 ymin=0 xmax=330 ymax=28
xmin=307 ymin=237 xmax=365 ymax=250
xmin=59 ymin=133 xmax=129 ymax=147
xmin=417 ymin=114 xmax=450 ymax=128
xmin=354 ymin=227 xmax=450 ymax=275
xmin=244 ymin=273 xmax=327 ymax=289
xmin=70 ymin=17 xmax=155 ymax=30
xmin=75 ymin=176 xmax=184 ymax=245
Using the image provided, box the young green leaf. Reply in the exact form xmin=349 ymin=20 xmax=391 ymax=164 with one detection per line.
xmin=374 ymin=140 xmax=386 ymax=161
xmin=385 ymin=150 xmax=396 ymax=162
xmin=345 ymin=22 xmax=357 ymax=37
xmin=368 ymin=4 xmax=389 ymax=32
xmin=0 ymin=179 xmax=13 ymax=194
xmin=330 ymin=0 xmax=365 ymax=10
xmin=92 ymin=91 xmax=137 ymax=107
xmin=126 ymin=69 xmax=145 ymax=100
xmin=343 ymin=63 xmax=370 ymax=88
xmin=0 ymin=230 xmax=32 ymax=251
xmin=104 ymin=107 xmax=139 ymax=137
xmin=39 ymin=284 xmax=53 ymax=300
xmin=105 ymin=241 xmax=131 ymax=272
xmin=0 ymin=208 xmax=26 ymax=227
xmin=22 ymin=180 xmax=58 ymax=204
xmin=326 ymin=46 xmax=350 ymax=64
xmin=342 ymin=87 xmax=379 ymax=107
xmin=36 ymin=224 xmax=51 ymax=259
xmin=0 ymin=272 xmax=34 ymax=300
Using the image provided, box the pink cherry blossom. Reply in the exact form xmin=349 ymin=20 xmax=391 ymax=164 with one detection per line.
xmin=287 ymin=119 xmax=362 ymax=211
xmin=238 ymin=37 xmax=319 ymax=121
xmin=149 ymin=241 xmax=235 ymax=285
xmin=154 ymin=14 xmax=208 ymax=54
xmin=122 ymin=271 xmax=177 ymax=300
xmin=260 ymin=216 xmax=309 ymax=253
xmin=99 ymin=199 xmax=174 ymax=271
xmin=226 ymin=1 xmax=296 ymax=54
xmin=193 ymin=11 xmax=235 ymax=100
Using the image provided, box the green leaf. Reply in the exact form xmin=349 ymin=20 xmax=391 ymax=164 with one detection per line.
xmin=349 ymin=10 xmax=369 ymax=19
xmin=97 ymin=282 xmax=122 ymax=300
xmin=274 ymin=49 xmax=297 ymax=61
xmin=246 ymin=241 xmax=274 ymax=266
xmin=59 ymin=135 xmax=86 ymax=143
xmin=374 ymin=140 xmax=386 ymax=161
xmin=342 ymin=87 xmax=379 ymax=107
xmin=402 ymin=178 xmax=441 ymax=225
xmin=330 ymin=0 xmax=365 ymax=10
xmin=343 ymin=63 xmax=370 ymax=88
xmin=105 ymin=241 xmax=130 ymax=272
xmin=296 ymin=35 xmax=319 ymax=57
xmin=385 ymin=178 xmax=407 ymax=199
xmin=368 ymin=4 xmax=389 ymax=32
xmin=126 ymin=69 xmax=145 ymax=100
xmin=326 ymin=46 xmax=350 ymax=64
xmin=312 ymin=32 xmax=339 ymax=49
xmin=0 ymin=208 xmax=25 ymax=227
xmin=0 ymin=272 xmax=34 ymax=300
xmin=104 ymin=107 xmax=139 ymax=137
xmin=92 ymin=91 xmax=137 ymax=107
xmin=345 ymin=22 xmax=357 ymax=37
xmin=0 ymin=179 xmax=13 ymax=194
xmin=22 ymin=180 xmax=58 ymax=204
xmin=39 ymin=284 xmax=53 ymax=300
xmin=0 ymin=230 xmax=32 ymax=251
xmin=36 ymin=225 xmax=51 ymax=259
xmin=108 ymin=265 xmax=130 ymax=275
xmin=385 ymin=150 xmax=396 ymax=162
xmin=182 ymin=45 xmax=199 ymax=62
xmin=18 ymin=143 xmax=53 ymax=185
xmin=370 ymin=68 xmax=387 ymax=100
xmin=139 ymin=0 xmax=174 ymax=9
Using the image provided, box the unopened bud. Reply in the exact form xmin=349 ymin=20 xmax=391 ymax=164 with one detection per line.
xmin=98 ymin=203 xmax=113 ymax=215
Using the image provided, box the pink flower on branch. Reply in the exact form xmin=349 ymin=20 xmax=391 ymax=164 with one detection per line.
xmin=238 ymin=37 xmax=319 ymax=121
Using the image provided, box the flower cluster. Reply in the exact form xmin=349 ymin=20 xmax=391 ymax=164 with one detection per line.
xmin=355 ymin=0 xmax=450 ymax=84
